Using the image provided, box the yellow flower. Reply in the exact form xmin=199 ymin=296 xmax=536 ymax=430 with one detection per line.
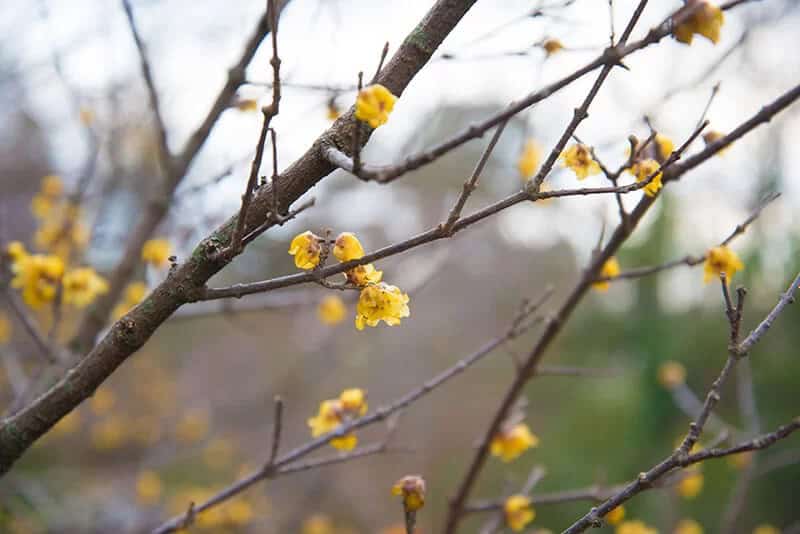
xmin=333 ymin=232 xmax=365 ymax=262
xmin=753 ymin=525 xmax=780 ymax=534
xmin=354 ymin=282 xmax=410 ymax=330
xmin=517 ymin=139 xmax=543 ymax=180
xmin=339 ymin=388 xmax=368 ymax=416
xmin=303 ymin=514 xmax=334 ymax=534
xmin=490 ymin=422 xmax=539 ymax=462
xmin=606 ymin=506 xmax=626 ymax=526
xmin=345 ymin=263 xmax=383 ymax=286
xmin=90 ymin=387 xmax=116 ymax=416
xmin=593 ymin=257 xmax=621 ymax=292
xmin=136 ymin=470 xmax=163 ymax=505
xmin=677 ymin=470 xmax=704 ymax=499
xmin=703 ymin=245 xmax=744 ymax=283
xmin=616 ymin=520 xmax=658 ymax=534
xmin=542 ymin=38 xmax=564 ymax=56
xmin=0 ymin=312 xmax=10 ymax=345
xmin=655 ymin=133 xmax=674 ymax=161
xmin=355 ymin=84 xmax=397 ymax=128
xmin=674 ymin=0 xmax=724 ymax=45
xmin=236 ymin=98 xmax=259 ymax=112
xmin=91 ymin=417 xmax=128 ymax=451
xmin=141 ymin=238 xmax=172 ymax=268
xmin=113 ymin=281 xmax=149 ymax=319
xmin=675 ymin=519 xmax=703 ymax=534
xmin=308 ymin=389 xmax=368 ymax=451
xmin=504 ymin=495 xmax=535 ymax=532
xmin=560 ymin=144 xmax=601 ymax=180
xmin=318 ymin=295 xmax=347 ymax=325
xmin=658 ymin=361 xmax=687 ymax=389
xmin=63 ymin=267 xmax=109 ymax=308
xmin=175 ymin=410 xmax=210 ymax=444
xmin=8 ymin=245 xmax=65 ymax=309
xmin=629 ymin=159 xmax=663 ymax=197
xmin=702 ymin=130 xmax=729 ymax=155
xmin=391 ymin=475 xmax=426 ymax=511
xmin=289 ymin=231 xmax=322 ymax=270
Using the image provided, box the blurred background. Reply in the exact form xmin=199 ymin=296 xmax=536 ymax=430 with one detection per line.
xmin=0 ymin=0 xmax=799 ymax=532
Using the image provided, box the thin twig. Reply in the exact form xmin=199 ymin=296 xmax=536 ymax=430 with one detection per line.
xmin=267 ymin=396 xmax=284 ymax=466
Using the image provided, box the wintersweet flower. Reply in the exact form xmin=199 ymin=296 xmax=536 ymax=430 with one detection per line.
xmin=289 ymin=231 xmax=322 ymax=270
xmin=542 ymin=38 xmax=564 ymax=56
xmin=8 ymin=244 xmax=65 ymax=309
xmin=490 ymin=422 xmax=539 ymax=462
xmin=593 ymin=257 xmax=621 ymax=292
xmin=560 ymin=143 xmax=601 ymax=180
xmin=63 ymin=267 xmax=109 ymax=308
xmin=504 ymin=495 xmax=535 ymax=532
xmin=345 ymin=263 xmax=383 ymax=286
xmin=675 ymin=519 xmax=704 ymax=534
xmin=391 ymin=475 xmax=426 ymax=511
xmin=355 ymin=84 xmax=397 ymax=128
xmin=658 ymin=361 xmax=687 ymax=389
xmin=628 ymin=158 xmax=663 ymax=197
xmin=354 ymin=282 xmax=410 ymax=330
xmin=616 ymin=520 xmax=658 ymax=534
xmin=703 ymin=245 xmax=744 ymax=283
xmin=655 ymin=133 xmax=675 ymax=161
xmin=677 ymin=469 xmax=704 ymax=499
xmin=517 ymin=139 xmax=543 ymax=180
xmin=318 ymin=295 xmax=346 ymax=325
xmin=606 ymin=506 xmax=626 ymax=526
xmin=674 ymin=0 xmax=724 ymax=45
xmin=333 ymin=232 xmax=365 ymax=262
xmin=141 ymin=238 xmax=172 ymax=268
xmin=307 ymin=388 xmax=368 ymax=450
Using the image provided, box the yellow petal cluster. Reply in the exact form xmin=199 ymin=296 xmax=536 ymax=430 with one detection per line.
xmin=355 ymin=84 xmax=397 ymax=128
xmin=593 ymin=257 xmax=621 ymax=292
xmin=655 ymin=133 xmax=675 ymax=161
xmin=675 ymin=519 xmax=704 ymax=534
xmin=318 ymin=295 xmax=347 ymax=325
xmin=504 ymin=495 xmax=535 ymax=532
xmin=63 ymin=267 xmax=109 ymax=308
xmin=355 ymin=283 xmax=410 ymax=330
xmin=333 ymin=232 xmax=365 ymax=262
xmin=289 ymin=231 xmax=322 ymax=270
xmin=113 ymin=281 xmax=149 ymax=320
xmin=606 ymin=506 xmax=626 ymax=526
xmin=658 ymin=361 xmax=687 ymax=389
xmin=490 ymin=422 xmax=539 ymax=462
xmin=674 ymin=0 xmax=724 ymax=45
xmin=345 ymin=263 xmax=383 ymax=286
xmin=616 ymin=520 xmax=658 ymax=534
xmin=517 ymin=139 xmax=543 ymax=180
xmin=7 ymin=242 xmax=65 ymax=309
xmin=307 ymin=388 xmax=368 ymax=451
xmin=703 ymin=245 xmax=744 ymax=283
xmin=141 ymin=238 xmax=172 ymax=268
xmin=391 ymin=475 xmax=426 ymax=512
xmin=560 ymin=144 xmax=601 ymax=180
xmin=629 ymin=159 xmax=663 ymax=197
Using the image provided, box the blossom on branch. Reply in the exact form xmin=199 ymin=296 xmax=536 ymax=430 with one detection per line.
xmin=7 ymin=242 xmax=65 ymax=309
xmin=628 ymin=159 xmax=663 ymax=198
xmin=333 ymin=232 xmax=365 ymax=262
xmin=307 ymin=388 xmax=368 ymax=451
xmin=560 ymin=143 xmax=601 ymax=180
xmin=490 ymin=422 xmax=539 ymax=462
xmin=504 ymin=495 xmax=535 ymax=532
xmin=345 ymin=263 xmax=383 ymax=287
xmin=593 ymin=257 xmax=621 ymax=292
xmin=391 ymin=475 xmax=426 ymax=511
xmin=355 ymin=283 xmax=410 ymax=330
xmin=703 ymin=245 xmax=744 ymax=283
xmin=673 ymin=0 xmax=724 ymax=45
xmin=288 ymin=231 xmax=322 ymax=270
xmin=355 ymin=84 xmax=397 ymax=128
xmin=63 ymin=267 xmax=109 ymax=308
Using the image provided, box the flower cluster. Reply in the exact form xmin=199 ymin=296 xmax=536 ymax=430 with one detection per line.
xmin=288 ymin=231 xmax=409 ymax=330
xmin=355 ymin=84 xmax=397 ymax=128
xmin=6 ymin=242 xmax=65 ymax=309
xmin=490 ymin=421 xmax=539 ymax=462
xmin=560 ymin=143 xmax=601 ymax=180
xmin=504 ymin=495 xmax=535 ymax=532
xmin=703 ymin=245 xmax=744 ymax=283
xmin=307 ymin=388 xmax=368 ymax=450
